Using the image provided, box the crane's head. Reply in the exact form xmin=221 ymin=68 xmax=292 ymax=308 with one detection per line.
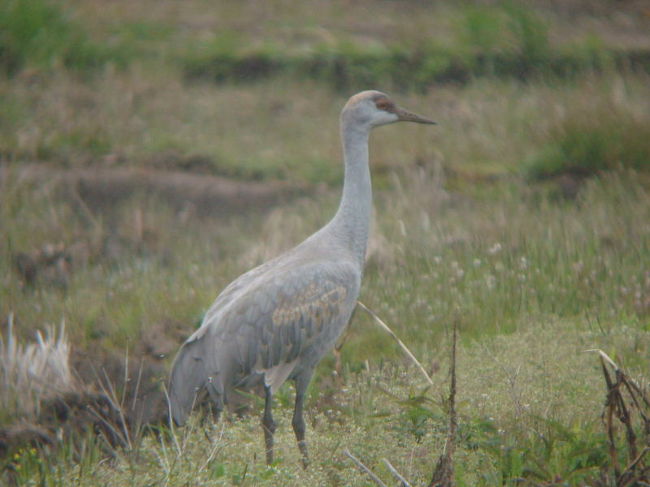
xmin=341 ymin=90 xmax=436 ymax=129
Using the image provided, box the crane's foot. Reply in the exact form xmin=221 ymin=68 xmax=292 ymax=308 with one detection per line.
xmin=298 ymin=440 xmax=309 ymax=469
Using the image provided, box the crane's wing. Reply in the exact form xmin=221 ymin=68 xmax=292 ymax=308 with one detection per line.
xmin=169 ymin=258 xmax=359 ymax=425
xmin=230 ymin=262 xmax=359 ymax=389
xmin=168 ymin=258 xmax=282 ymax=424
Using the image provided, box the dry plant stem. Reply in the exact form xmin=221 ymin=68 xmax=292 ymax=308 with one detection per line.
xmin=614 ymin=369 xmax=637 ymax=462
xmin=131 ymin=358 xmax=145 ymax=414
xmin=588 ymin=348 xmax=650 ymax=485
xmin=85 ymin=405 xmax=128 ymax=450
xmin=198 ymin=423 xmax=225 ymax=474
xmin=70 ymin=183 xmax=101 ymax=232
xmin=162 ymin=385 xmax=182 ymax=456
xmin=122 ymin=348 xmax=129 ymax=411
xmin=155 ymin=427 xmax=173 ymax=477
xmin=429 ymin=321 xmax=458 ymax=487
xmin=588 ymin=349 xmax=623 ymax=475
xmin=85 ymin=360 xmax=133 ymax=450
xmin=343 ymin=449 xmax=389 ymax=487
xmin=586 ymin=348 xmax=619 ymax=370
xmin=621 ymin=447 xmax=650 ymax=481
xmin=99 ymin=367 xmax=132 ymax=449
xmin=382 ymin=458 xmax=413 ymax=487
xmin=622 ymin=378 xmax=650 ymax=423
xmin=357 ymin=301 xmax=434 ymax=386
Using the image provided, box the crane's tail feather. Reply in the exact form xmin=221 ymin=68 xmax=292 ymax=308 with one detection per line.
xmin=168 ymin=338 xmax=212 ymax=426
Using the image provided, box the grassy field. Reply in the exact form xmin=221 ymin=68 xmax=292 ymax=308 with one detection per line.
xmin=1 ymin=0 xmax=650 ymax=485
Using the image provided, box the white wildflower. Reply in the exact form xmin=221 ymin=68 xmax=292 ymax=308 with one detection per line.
xmin=488 ymin=243 xmax=502 ymax=255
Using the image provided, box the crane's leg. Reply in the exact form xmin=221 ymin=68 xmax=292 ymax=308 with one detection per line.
xmin=261 ymin=385 xmax=276 ymax=465
xmin=292 ymin=371 xmax=311 ymax=468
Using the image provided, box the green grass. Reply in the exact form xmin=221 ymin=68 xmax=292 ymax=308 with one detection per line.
xmin=524 ymin=101 xmax=650 ymax=180
xmin=182 ymin=28 xmax=623 ymax=92
xmin=2 ymin=72 xmax=648 ymax=186
xmin=2 ymin=166 xmax=649 ymax=484
xmin=180 ymin=2 xmax=647 ymax=91
xmin=0 ymin=0 xmax=648 ymax=176
xmin=0 ymin=0 xmax=130 ymax=74
xmin=2 ymin=318 xmax=645 ymax=485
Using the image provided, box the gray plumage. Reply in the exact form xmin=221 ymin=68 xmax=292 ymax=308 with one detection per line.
xmin=168 ymin=90 xmax=435 ymax=466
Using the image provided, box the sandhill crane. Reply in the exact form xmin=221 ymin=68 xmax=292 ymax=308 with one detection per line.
xmin=168 ymin=90 xmax=435 ymax=466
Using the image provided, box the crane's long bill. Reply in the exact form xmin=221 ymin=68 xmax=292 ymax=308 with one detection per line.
xmin=396 ymin=107 xmax=436 ymax=124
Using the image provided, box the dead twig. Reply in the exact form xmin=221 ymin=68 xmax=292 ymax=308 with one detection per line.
xmin=344 ymin=449 xmax=389 ymax=487
xmin=429 ymin=321 xmax=458 ymax=487
xmin=382 ymin=458 xmax=413 ymax=487
xmin=198 ymin=422 xmax=226 ymax=474
xmin=586 ymin=348 xmax=619 ymax=371
xmin=162 ymin=384 xmax=182 ymax=457
xmin=98 ymin=367 xmax=132 ymax=449
xmin=357 ymin=301 xmax=434 ymax=386
xmin=587 ymin=348 xmax=650 ymax=486
xmin=620 ymin=447 xmax=650 ymax=483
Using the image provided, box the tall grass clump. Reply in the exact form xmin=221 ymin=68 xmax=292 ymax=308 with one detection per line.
xmin=0 ymin=316 xmax=74 ymax=421
xmin=456 ymin=2 xmax=616 ymax=80
xmin=502 ymin=1 xmax=550 ymax=69
xmin=457 ymin=1 xmax=549 ymax=75
xmin=525 ymin=101 xmax=650 ymax=180
xmin=0 ymin=0 xmax=128 ymax=74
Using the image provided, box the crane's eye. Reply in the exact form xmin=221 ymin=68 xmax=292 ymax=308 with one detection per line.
xmin=375 ymin=98 xmax=394 ymax=112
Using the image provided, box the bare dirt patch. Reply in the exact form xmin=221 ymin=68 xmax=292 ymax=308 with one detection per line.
xmin=2 ymin=163 xmax=311 ymax=218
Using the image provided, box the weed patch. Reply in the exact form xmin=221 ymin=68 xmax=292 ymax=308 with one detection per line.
xmin=183 ymin=41 xmax=635 ymax=92
xmin=182 ymin=4 xmax=648 ymax=91
xmin=525 ymin=102 xmax=650 ymax=180
xmin=0 ymin=0 xmax=129 ymax=74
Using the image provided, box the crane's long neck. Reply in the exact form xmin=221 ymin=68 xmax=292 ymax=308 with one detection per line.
xmin=328 ymin=119 xmax=372 ymax=266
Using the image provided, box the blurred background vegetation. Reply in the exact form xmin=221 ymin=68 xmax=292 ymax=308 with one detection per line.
xmin=0 ymin=0 xmax=649 ymax=485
